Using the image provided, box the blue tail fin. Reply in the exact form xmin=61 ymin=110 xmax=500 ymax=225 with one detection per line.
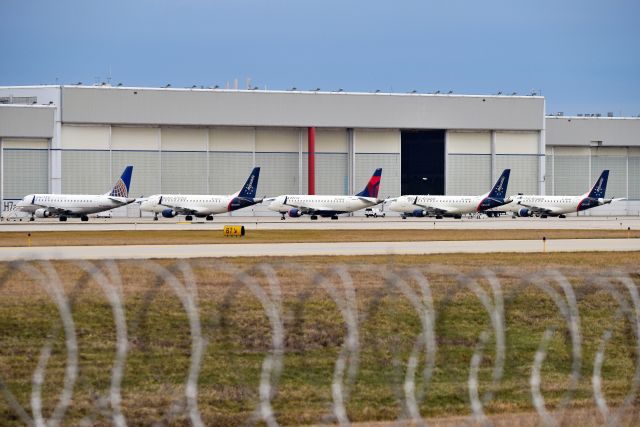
xmin=238 ymin=167 xmax=260 ymax=198
xmin=109 ymin=166 xmax=133 ymax=197
xmin=488 ymin=169 xmax=510 ymax=198
xmin=355 ymin=168 xmax=382 ymax=198
xmin=588 ymin=170 xmax=609 ymax=198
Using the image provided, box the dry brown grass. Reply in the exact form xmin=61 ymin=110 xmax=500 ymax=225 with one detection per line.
xmin=1 ymin=253 xmax=639 ymax=425
xmin=1 ymin=228 xmax=639 ymax=247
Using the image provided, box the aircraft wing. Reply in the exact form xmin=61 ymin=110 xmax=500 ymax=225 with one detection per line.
xmin=515 ymin=201 xmax=556 ymax=215
xmin=412 ymin=198 xmax=452 ymax=216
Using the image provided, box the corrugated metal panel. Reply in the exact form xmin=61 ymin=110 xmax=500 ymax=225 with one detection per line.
xmin=161 ymin=152 xmax=207 ymax=193
xmin=355 ymin=130 xmax=400 ymax=154
xmin=0 ymin=105 xmax=54 ymax=138
xmin=112 ymin=126 xmax=158 ymax=150
xmin=447 ymin=131 xmax=491 ymax=154
xmin=255 ymin=152 xmax=299 ymax=196
xmin=630 ymin=157 xmax=640 ymax=199
xmin=591 ymin=156 xmax=627 ymax=198
xmin=553 ymin=155 xmax=590 ymax=195
xmin=255 ymin=128 xmax=299 ymax=152
xmin=210 ymin=127 xmax=254 ymax=152
xmin=60 ymin=87 xmax=545 ymax=131
xmin=112 ymin=151 xmax=160 ymax=198
xmin=494 ymin=155 xmax=538 ymax=194
xmin=2 ymin=148 xmax=48 ymax=198
xmin=301 ymin=153 xmax=349 ymax=195
xmin=355 ymin=153 xmax=400 ymax=199
xmin=61 ymin=125 xmax=109 ymax=150
xmin=61 ymin=151 xmax=110 ymax=194
xmin=495 ymin=132 xmax=539 ymax=154
xmin=161 ymin=127 xmax=207 ymax=151
xmin=545 ymin=155 xmax=553 ymax=195
xmin=546 ymin=117 xmax=640 ymax=147
xmin=209 ymin=152 xmax=254 ymax=194
xmin=446 ymin=154 xmax=491 ymax=195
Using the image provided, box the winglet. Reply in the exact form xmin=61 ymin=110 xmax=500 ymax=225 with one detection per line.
xmin=488 ymin=169 xmax=510 ymax=199
xmin=238 ymin=167 xmax=260 ymax=198
xmin=588 ymin=170 xmax=609 ymax=198
xmin=355 ymin=168 xmax=382 ymax=198
xmin=109 ymin=166 xmax=133 ymax=197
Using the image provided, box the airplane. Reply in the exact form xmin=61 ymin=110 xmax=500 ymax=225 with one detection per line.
xmin=387 ymin=169 xmax=511 ymax=219
xmin=17 ymin=166 xmax=134 ymax=222
xmin=504 ymin=170 xmax=615 ymax=218
xmin=268 ymin=168 xmax=382 ymax=220
xmin=140 ymin=167 xmax=262 ymax=221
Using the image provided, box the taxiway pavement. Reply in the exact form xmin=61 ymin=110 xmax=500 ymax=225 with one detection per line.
xmin=1 ymin=238 xmax=639 ymax=261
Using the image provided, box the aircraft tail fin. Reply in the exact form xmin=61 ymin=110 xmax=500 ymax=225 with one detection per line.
xmin=109 ymin=166 xmax=133 ymax=197
xmin=488 ymin=169 xmax=510 ymax=199
xmin=355 ymin=168 xmax=382 ymax=198
xmin=237 ymin=167 xmax=260 ymax=198
xmin=587 ymin=170 xmax=609 ymax=198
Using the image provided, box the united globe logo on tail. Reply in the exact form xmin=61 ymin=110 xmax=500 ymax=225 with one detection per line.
xmin=109 ymin=166 xmax=133 ymax=198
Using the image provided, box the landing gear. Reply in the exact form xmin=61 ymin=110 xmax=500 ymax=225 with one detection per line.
xmin=30 ymin=215 xmax=35 ymax=222
xmin=153 ymin=213 xmax=158 ymax=221
xmin=559 ymin=214 xmax=566 ymax=219
xmin=435 ymin=215 xmax=443 ymax=220
xmin=59 ymin=215 xmax=67 ymax=222
xmin=331 ymin=215 xmax=339 ymax=220
xmin=81 ymin=215 xmax=89 ymax=222
xmin=401 ymin=215 xmax=407 ymax=220
xmin=206 ymin=215 xmax=213 ymax=221
xmin=454 ymin=214 xmax=462 ymax=219
xmin=280 ymin=214 xmax=286 ymax=220
xmin=310 ymin=215 xmax=318 ymax=220
xmin=540 ymin=215 xmax=548 ymax=219
xmin=185 ymin=215 xmax=193 ymax=221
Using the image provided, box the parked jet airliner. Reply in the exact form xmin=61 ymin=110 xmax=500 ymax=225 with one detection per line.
xmin=504 ymin=170 xmax=614 ymax=218
xmin=388 ymin=169 xmax=511 ymax=219
xmin=268 ymin=168 xmax=382 ymax=220
xmin=17 ymin=166 xmax=134 ymax=221
xmin=140 ymin=167 xmax=261 ymax=220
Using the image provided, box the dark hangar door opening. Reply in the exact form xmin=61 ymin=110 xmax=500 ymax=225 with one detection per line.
xmin=401 ymin=130 xmax=445 ymax=195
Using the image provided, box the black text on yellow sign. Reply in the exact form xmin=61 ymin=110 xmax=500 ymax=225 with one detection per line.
xmin=223 ymin=225 xmax=245 ymax=237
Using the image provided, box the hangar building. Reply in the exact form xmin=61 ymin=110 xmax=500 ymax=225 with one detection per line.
xmin=0 ymin=85 xmax=638 ymax=216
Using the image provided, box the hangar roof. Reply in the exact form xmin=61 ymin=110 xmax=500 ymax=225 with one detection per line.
xmin=55 ymin=86 xmax=544 ymax=131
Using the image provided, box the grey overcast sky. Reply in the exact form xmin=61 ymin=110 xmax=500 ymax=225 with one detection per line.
xmin=1 ymin=0 xmax=639 ymax=115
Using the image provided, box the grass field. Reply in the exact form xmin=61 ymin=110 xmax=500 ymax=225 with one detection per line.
xmin=1 ymin=252 xmax=639 ymax=425
xmin=1 ymin=228 xmax=639 ymax=246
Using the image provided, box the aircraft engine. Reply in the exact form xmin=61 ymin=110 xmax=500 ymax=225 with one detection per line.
xmin=161 ymin=208 xmax=177 ymax=218
xmin=412 ymin=209 xmax=426 ymax=217
xmin=288 ymin=208 xmax=303 ymax=218
xmin=517 ymin=208 xmax=531 ymax=217
xmin=35 ymin=208 xmax=52 ymax=218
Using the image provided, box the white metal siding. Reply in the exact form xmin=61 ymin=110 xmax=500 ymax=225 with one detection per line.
xmin=494 ymin=155 xmax=538 ymax=194
xmin=111 ymin=126 xmax=158 ymax=150
xmin=446 ymin=131 xmax=491 ymax=154
xmin=315 ymin=129 xmax=348 ymax=153
xmin=355 ymin=130 xmax=400 ymax=154
xmin=255 ymin=152 xmax=299 ymax=196
xmin=61 ymin=125 xmax=109 ymax=150
xmin=591 ymin=155 xmax=627 ymax=198
xmin=255 ymin=128 xmax=299 ymax=152
xmin=209 ymin=128 xmax=254 ymax=152
xmin=553 ymin=155 xmax=590 ymax=195
xmin=495 ymin=132 xmax=539 ymax=154
xmin=161 ymin=127 xmax=207 ymax=151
